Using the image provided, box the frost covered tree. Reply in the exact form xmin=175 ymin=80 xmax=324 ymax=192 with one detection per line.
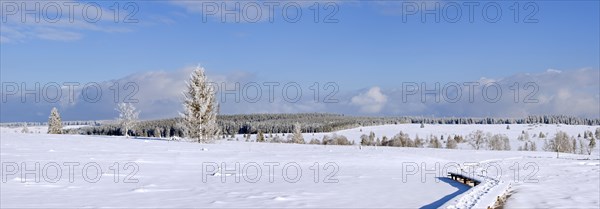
xmin=530 ymin=141 xmax=537 ymax=151
xmin=518 ymin=132 xmax=530 ymax=141
xmin=257 ymin=130 xmax=265 ymax=142
xmin=453 ymin=135 xmax=464 ymax=143
xmin=292 ymin=123 xmax=305 ymax=144
xmin=588 ymin=135 xmax=596 ymax=155
xmin=523 ymin=142 xmax=530 ymax=151
xmin=21 ymin=124 xmax=29 ymax=134
xmin=488 ymin=134 xmax=510 ymax=151
xmin=429 ymin=136 xmax=442 ymax=149
xmin=381 ymin=136 xmax=389 ymax=146
xmin=360 ymin=134 xmax=372 ymax=146
xmin=117 ymin=103 xmax=139 ymax=138
xmin=469 ymin=130 xmax=486 ymax=150
xmin=578 ymin=138 xmax=586 ymax=155
xmin=414 ymin=135 xmax=424 ymax=148
xmin=154 ymin=127 xmax=162 ymax=138
xmin=539 ymin=132 xmax=546 ymax=138
xmin=308 ymin=138 xmax=321 ymax=144
xmin=181 ymin=66 xmax=219 ymax=143
xmin=446 ymin=138 xmax=457 ymax=149
xmin=47 ymin=107 xmax=63 ymax=134
xmin=545 ymin=131 xmax=572 ymax=158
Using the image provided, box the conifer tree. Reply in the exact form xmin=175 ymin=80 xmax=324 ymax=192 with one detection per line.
xmin=292 ymin=123 xmax=304 ymax=144
xmin=257 ymin=130 xmax=265 ymax=142
xmin=48 ymin=107 xmax=63 ymax=134
xmin=181 ymin=66 xmax=219 ymax=143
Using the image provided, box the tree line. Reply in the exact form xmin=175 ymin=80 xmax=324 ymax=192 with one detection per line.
xmin=61 ymin=114 xmax=600 ymax=139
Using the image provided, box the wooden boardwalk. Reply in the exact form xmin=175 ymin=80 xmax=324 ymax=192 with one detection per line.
xmin=447 ymin=172 xmax=481 ymax=187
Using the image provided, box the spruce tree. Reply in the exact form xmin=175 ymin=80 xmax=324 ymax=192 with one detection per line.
xmin=181 ymin=66 xmax=219 ymax=143
xmin=292 ymin=123 xmax=304 ymax=144
xmin=257 ymin=130 xmax=265 ymax=142
xmin=47 ymin=107 xmax=63 ymax=134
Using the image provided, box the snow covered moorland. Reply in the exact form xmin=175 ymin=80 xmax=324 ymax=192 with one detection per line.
xmin=1 ymin=124 xmax=599 ymax=208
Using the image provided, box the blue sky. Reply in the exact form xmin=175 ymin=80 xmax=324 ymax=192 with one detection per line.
xmin=1 ymin=1 xmax=599 ymax=122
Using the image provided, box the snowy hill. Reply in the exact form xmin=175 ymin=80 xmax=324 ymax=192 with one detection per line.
xmin=1 ymin=125 xmax=599 ymax=208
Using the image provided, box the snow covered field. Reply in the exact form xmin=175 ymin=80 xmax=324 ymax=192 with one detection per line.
xmin=1 ymin=124 xmax=599 ymax=208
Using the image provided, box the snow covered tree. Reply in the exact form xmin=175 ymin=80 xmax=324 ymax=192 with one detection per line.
xmin=47 ymin=107 xmax=63 ymax=134
xmin=588 ymin=135 xmax=596 ymax=155
xmin=488 ymin=134 xmax=510 ymax=151
xmin=180 ymin=66 xmax=219 ymax=143
xmin=453 ymin=135 xmax=464 ymax=143
xmin=116 ymin=103 xmax=139 ymax=138
xmin=539 ymin=132 xmax=546 ymax=138
xmin=292 ymin=123 xmax=305 ymax=144
xmin=257 ymin=130 xmax=265 ymax=142
xmin=360 ymin=134 xmax=371 ymax=146
xmin=21 ymin=124 xmax=29 ymax=134
xmin=503 ymin=136 xmax=511 ymax=150
xmin=530 ymin=141 xmax=537 ymax=151
xmin=469 ymin=130 xmax=486 ymax=150
xmin=446 ymin=138 xmax=457 ymax=149
xmin=429 ymin=136 xmax=442 ymax=149
xmin=414 ymin=135 xmax=424 ymax=148
xmin=154 ymin=127 xmax=162 ymax=138
xmin=595 ymin=128 xmax=600 ymax=140
xmin=308 ymin=138 xmax=321 ymax=144
xmin=381 ymin=136 xmax=389 ymax=146
xmin=518 ymin=132 xmax=530 ymax=141
xmin=547 ymin=131 xmax=572 ymax=158
xmin=578 ymin=138 xmax=586 ymax=155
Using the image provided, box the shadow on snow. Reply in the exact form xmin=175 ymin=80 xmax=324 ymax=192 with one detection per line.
xmin=419 ymin=177 xmax=471 ymax=209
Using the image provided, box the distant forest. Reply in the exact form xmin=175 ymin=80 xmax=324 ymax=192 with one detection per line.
xmin=35 ymin=114 xmax=600 ymax=138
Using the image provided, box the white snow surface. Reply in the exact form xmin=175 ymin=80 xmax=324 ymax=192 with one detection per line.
xmin=1 ymin=124 xmax=599 ymax=208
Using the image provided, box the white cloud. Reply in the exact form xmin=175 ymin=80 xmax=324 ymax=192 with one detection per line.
xmin=1 ymin=67 xmax=598 ymax=122
xmin=382 ymin=68 xmax=600 ymax=118
xmin=0 ymin=0 xmax=134 ymax=43
xmin=351 ymin=86 xmax=388 ymax=113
